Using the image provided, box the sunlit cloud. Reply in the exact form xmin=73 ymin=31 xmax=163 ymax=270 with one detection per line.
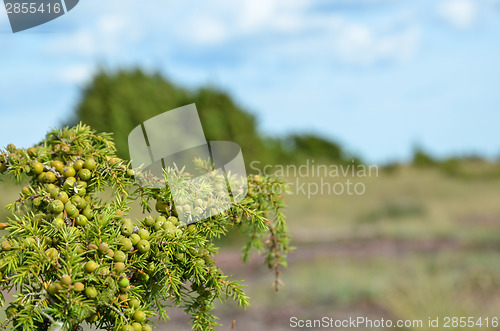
xmin=334 ymin=24 xmax=420 ymax=64
xmin=437 ymin=0 xmax=478 ymax=28
xmin=58 ymin=64 xmax=94 ymax=84
xmin=46 ymin=29 xmax=96 ymax=56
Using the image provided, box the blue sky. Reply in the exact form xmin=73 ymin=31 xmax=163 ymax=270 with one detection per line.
xmin=0 ymin=0 xmax=499 ymax=163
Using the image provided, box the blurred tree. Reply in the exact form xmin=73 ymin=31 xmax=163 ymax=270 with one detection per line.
xmin=71 ymin=69 xmax=190 ymax=160
xmin=70 ymin=69 xmax=266 ymax=165
xmin=192 ymin=86 xmax=266 ymax=165
xmin=279 ymin=134 xmax=360 ymax=165
xmin=70 ymin=68 xmax=359 ymax=167
xmin=412 ymin=147 xmax=437 ymax=167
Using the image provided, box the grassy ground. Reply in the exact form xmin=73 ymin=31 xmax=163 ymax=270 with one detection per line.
xmin=1 ymin=164 xmax=500 ymax=330
xmin=207 ymin=165 xmax=500 ymax=331
xmin=284 ymin=166 xmax=500 ymax=243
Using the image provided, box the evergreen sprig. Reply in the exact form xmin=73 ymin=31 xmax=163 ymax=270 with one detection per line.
xmin=0 ymin=124 xmax=290 ymax=330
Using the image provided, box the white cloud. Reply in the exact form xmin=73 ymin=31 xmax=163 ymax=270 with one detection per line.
xmin=218 ymin=0 xmax=420 ymax=65
xmin=0 ymin=5 xmax=11 ymax=31
xmin=336 ymin=24 xmax=373 ymax=59
xmin=438 ymin=0 xmax=478 ymax=28
xmin=95 ymin=15 xmax=136 ymax=54
xmin=377 ymin=26 xmax=421 ymax=61
xmin=40 ymin=0 xmax=421 ymax=70
xmin=44 ymin=12 xmax=141 ymax=59
xmin=239 ymin=0 xmax=277 ymax=31
xmin=182 ymin=17 xmax=229 ymax=45
xmin=176 ymin=0 xmax=420 ymax=65
xmin=247 ymin=0 xmax=315 ymax=33
xmin=46 ymin=29 xmax=96 ymax=56
xmin=59 ymin=64 xmax=94 ymax=84
xmin=333 ymin=23 xmax=421 ymax=65
xmin=173 ymin=0 xmax=312 ymax=45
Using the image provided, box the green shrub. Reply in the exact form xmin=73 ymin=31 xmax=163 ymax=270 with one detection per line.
xmin=0 ymin=124 xmax=290 ymax=331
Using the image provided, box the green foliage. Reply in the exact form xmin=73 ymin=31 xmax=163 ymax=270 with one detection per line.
xmin=0 ymin=124 xmax=290 ymax=330
xmin=275 ymin=134 xmax=360 ymax=165
xmin=412 ymin=147 xmax=437 ymax=168
xmin=70 ymin=69 xmax=265 ymax=167
xmin=411 ymin=146 xmax=500 ymax=178
xmin=70 ymin=68 xmax=358 ymax=167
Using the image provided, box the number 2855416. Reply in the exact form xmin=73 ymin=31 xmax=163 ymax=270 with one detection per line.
xmin=5 ymin=2 xmax=62 ymax=14
xmin=443 ymin=317 xmax=499 ymax=328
